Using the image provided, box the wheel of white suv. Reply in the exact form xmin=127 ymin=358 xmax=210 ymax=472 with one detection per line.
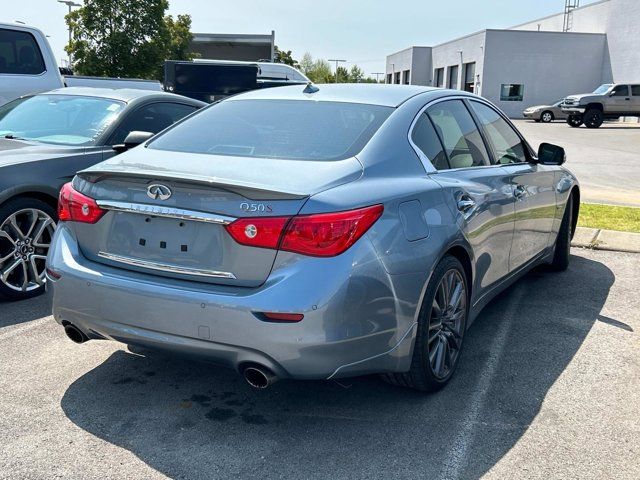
xmin=584 ymin=109 xmax=604 ymax=129
xmin=0 ymin=198 xmax=57 ymax=301
xmin=567 ymin=115 xmax=583 ymax=128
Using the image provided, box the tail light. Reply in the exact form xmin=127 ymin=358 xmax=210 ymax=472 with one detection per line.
xmin=58 ymin=182 xmax=106 ymax=224
xmin=224 ymin=204 xmax=383 ymax=257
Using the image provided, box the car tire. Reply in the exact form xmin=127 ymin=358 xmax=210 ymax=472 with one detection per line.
xmin=584 ymin=109 xmax=604 ymax=129
xmin=567 ymin=115 xmax=583 ymax=128
xmin=382 ymin=255 xmax=468 ymax=392
xmin=0 ymin=197 xmax=57 ymax=301
xmin=549 ymin=195 xmax=573 ymax=272
xmin=540 ymin=111 xmax=554 ymax=123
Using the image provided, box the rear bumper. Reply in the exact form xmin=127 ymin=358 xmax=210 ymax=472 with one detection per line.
xmin=47 ymin=225 xmax=422 ymax=380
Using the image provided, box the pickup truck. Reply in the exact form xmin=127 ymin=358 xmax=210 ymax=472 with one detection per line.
xmin=0 ymin=21 xmax=160 ymax=106
xmin=561 ymin=83 xmax=640 ymax=128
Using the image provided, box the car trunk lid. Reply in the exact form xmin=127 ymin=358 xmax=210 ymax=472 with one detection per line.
xmin=71 ymin=148 xmax=363 ymax=287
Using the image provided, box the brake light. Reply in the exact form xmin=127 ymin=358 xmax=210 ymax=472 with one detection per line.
xmin=224 ymin=204 xmax=383 ymax=257
xmin=58 ymin=182 xmax=105 ymax=224
xmin=281 ymin=205 xmax=383 ymax=257
xmin=224 ymin=216 xmax=291 ymax=249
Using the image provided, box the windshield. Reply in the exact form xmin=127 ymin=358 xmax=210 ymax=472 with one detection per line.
xmin=0 ymin=94 xmax=125 ymax=145
xmin=149 ymin=99 xmax=393 ymax=161
xmin=593 ymin=84 xmax=613 ymax=95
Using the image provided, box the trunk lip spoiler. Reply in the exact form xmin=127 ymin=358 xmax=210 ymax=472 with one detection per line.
xmin=77 ymin=169 xmax=309 ymax=200
xmin=96 ymin=200 xmax=237 ymax=225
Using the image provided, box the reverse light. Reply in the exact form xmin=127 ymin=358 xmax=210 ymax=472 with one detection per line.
xmin=58 ymin=182 xmax=106 ymax=224
xmin=224 ymin=204 xmax=383 ymax=257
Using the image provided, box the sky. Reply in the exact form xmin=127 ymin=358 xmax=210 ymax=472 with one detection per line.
xmin=11 ymin=0 xmax=600 ymax=75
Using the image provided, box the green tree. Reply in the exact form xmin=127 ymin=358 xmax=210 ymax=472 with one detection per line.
xmin=348 ymin=65 xmax=365 ymax=83
xmin=274 ymin=46 xmax=298 ymax=68
xmin=66 ymin=0 xmax=193 ymax=79
xmin=299 ymin=52 xmax=314 ymax=76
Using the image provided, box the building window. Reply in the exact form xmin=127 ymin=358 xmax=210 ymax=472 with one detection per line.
xmin=394 ymin=72 xmax=401 ymax=84
xmin=463 ymin=62 xmax=476 ymax=93
xmin=434 ymin=68 xmax=444 ymax=88
xmin=387 ymin=73 xmax=392 ymax=84
xmin=448 ymin=65 xmax=459 ymax=89
xmin=402 ymin=70 xmax=410 ymax=85
xmin=500 ymin=84 xmax=524 ymax=101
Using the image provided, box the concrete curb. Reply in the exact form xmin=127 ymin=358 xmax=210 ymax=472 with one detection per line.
xmin=571 ymin=227 xmax=640 ymax=253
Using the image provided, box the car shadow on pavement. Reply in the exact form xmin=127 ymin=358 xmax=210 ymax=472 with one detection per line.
xmin=0 ymin=293 xmax=51 ymax=329
xmin=60 ymin=254 xmax=614 ymax=480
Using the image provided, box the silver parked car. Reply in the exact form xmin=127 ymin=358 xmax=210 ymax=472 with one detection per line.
xmin=522 ymin=101 xmax=568 ymax=123
xmin=47 ymin=85 xmax=579 ymax=392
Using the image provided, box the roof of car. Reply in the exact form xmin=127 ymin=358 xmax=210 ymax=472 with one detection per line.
xmin=41 ymin=87 xmax=202 ymax=104
xmin=229 ymin=84 xmax=440 ymax=107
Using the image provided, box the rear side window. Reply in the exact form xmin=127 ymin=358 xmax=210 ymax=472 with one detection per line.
xmin=470 ymin=101 xmax=527 ymax=165
xmin=427 ymin=100 xmax=489 ymax=169
xmin=149 ymin=99 xmax=393 ymax=161
xmin=631 ymin=85 xmax=640 ymax=96
xmin=411 ymin=113 xmax=449 ymax=170
xmin=109 ymin=102 xmax=198 ymax=145
xmin=0 ymin=28 xmax=46 ymax=75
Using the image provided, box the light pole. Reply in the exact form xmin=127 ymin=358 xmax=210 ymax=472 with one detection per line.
xmin=371 ymin=72 xmax=385 ymax=83
xmin=328 ymin=59 xmax=346 ymax=83
xmin=57 ymin=0 xmax=81 ymax=63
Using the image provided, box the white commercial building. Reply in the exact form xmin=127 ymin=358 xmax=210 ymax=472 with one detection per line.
xmin=385 ymin=0 xmax=640 ymax=117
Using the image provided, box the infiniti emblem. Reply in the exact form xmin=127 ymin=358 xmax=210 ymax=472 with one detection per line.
xmin=147 ymin=184 xmax=172 ymax=201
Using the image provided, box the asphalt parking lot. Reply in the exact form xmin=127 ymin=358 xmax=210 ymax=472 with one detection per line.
xmin=0 ymin=248 xmax=638 ymax=480
xmin=514 ymin=119 xmax=640 ymax=207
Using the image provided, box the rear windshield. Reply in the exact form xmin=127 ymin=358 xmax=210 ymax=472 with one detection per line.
xmin=149 ymin=99 xmax=393 ymax=161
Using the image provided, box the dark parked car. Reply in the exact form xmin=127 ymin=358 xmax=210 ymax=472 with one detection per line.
xmin=0 ymin=87 xmax=205 ymax=299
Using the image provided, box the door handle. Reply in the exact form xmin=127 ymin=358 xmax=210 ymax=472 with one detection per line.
xmin=514 ymin=185 xmax=526 ymax=199
xmin=457 ymin=196 xmax=476 ymax=212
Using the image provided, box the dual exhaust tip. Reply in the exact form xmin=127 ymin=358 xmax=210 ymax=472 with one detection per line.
xmin=64 ymin=324 xmax=278 ymax=389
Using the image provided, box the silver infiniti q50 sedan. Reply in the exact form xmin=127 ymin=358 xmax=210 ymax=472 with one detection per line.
xmin=46 ymin=84 xmax=579 ymax=392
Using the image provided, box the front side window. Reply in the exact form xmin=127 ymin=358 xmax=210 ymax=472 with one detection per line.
xmin=611 ymin=85 xmax=630 ymax=97
xmin=500 ymin=84 xmax=524 ymax=102
xmin=411 ymin=113 xmax=449 ymax=170
xmin=0 ymin=28 xmax=46 ymax=75
xmin=427 ymin=100 xmax=489 ymax=169
xmin=470 ymin=101 xmax=527 ymax=165
xmin=109 ymin=102 xmax=198 ymax=145
xmin=0 ymin=94 xmax=124 ymax=145
xmin=149 ymin=99 xmax=393 ymax=161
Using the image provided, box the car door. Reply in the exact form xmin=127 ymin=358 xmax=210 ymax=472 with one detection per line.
xmin=0 ymin=27 xmax=58 ymax=106
xmin=103 ymin=101 xmax=199 ymax=160
xmin=424 ymin=99 xmax=515 ymax=295
xmin=630 ymin=85 xmax=640 ymax=113
xmin=608 ymin=85 xmax=631 ymax=114
xmin=468 ymin=100 xmax=557 ymax=271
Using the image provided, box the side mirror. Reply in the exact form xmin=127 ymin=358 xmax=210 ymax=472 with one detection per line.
xmin=112 ymin=131 xmax=154 ymax=153
xmin=537 ymin=143 xmax=566 ymax=165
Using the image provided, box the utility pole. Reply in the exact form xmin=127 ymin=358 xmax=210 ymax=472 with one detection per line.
xmin=57 ymin=0 xmax=81 ymax=63
xmin=328 ymin=59 xmax=346 ymax=83
xmin=371 ymin=72 xmax=385 ymax=83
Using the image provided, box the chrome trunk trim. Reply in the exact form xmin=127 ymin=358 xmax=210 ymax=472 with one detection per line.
xmin=97 ymin=252 xmax=237 ymax=279
xmin=95 ymin=201 xmax=236 ymax=225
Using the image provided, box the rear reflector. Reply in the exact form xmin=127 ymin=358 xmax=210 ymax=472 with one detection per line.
xmin=259 ymin=312 xmax=304 ymax=323
xmin=58 ymin=182 xmax=105 ymax=224
xmin=224 ymin=204 xmax=383 ymax=257
xmin=45 ymin=267 xmax=62 ymax=280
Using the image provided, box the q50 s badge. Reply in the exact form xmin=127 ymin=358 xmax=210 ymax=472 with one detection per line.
xmin=240 ymin=203 xmax=273 ymax=213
